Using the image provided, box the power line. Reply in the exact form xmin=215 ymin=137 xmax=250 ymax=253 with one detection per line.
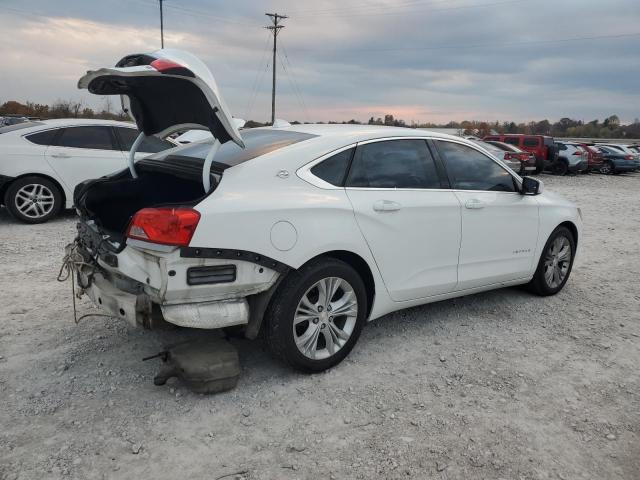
xmin=279 ymin=40 xmax=310 ymax=123
xmin=292 ymin=0 xmax=527 ymax=18
xmin=245 ymin=31 xmax=273 ymax=121
xmin=291 ymin=31 xmax=640 ymax=54
xmin=265 ymin=12 xmax=288 ymax=125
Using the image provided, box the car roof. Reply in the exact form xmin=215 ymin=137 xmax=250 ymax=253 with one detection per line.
xmin=262 ymin=123 xmax=465 ymax=144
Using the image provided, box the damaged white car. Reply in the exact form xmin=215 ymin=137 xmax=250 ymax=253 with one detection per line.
xmin=69 ymin=49 xmax=582 ymax=372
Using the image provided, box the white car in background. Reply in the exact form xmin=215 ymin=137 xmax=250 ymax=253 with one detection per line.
xmin=0 ymin=119 xmax=175 ymax=223
xmin=69 ymin=49 xmax=582 ymax=373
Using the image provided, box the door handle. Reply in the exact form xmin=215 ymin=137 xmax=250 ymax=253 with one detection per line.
xmin=50 ymin=153 xmax=71 ymax=159
xmin=373 ymin=200 xmax=402 ymax=212
xmin=465 ymin=199 xmax=486 ymax=209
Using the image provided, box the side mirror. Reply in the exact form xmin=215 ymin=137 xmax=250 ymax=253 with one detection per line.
xmin=521 ymin=176 xmax=543 ymax=195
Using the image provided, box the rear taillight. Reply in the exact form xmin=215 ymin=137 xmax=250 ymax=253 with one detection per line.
xmin=150 ymin=58 xmax=194 ymax=77
xmin=625 ymin=155 xmax=634 ymax=160
xmin=573 ymin=151 xmax=582 ymax=155
xmin=519 ymin=153 xmax=529 ymax=161
xmin=127 ymin=208 xmax=200 ymax=246
xmin=504 ymin=153 xmax=514 ymax=160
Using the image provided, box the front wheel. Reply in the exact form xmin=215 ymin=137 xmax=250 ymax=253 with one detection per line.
xmin=264 ymin=258 xmax=367 ymax=372
xmin=4 ymin=176 xmax=62 ymax=224
xmin=527 ymin=226 xmax=576 ymax=296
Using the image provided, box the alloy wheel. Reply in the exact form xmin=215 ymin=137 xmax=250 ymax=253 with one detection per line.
xmin=14 ymin=183 xmax=55 ymax=219
xmin=293 ymin=277 xmax=358 ymax=360
xmin=543 ymin=235 xmax=572 ymax=289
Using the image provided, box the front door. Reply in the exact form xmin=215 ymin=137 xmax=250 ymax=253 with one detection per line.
xmin=433 ymin=139 xmax=539 ymax=290
xmin=345 ymin=138 xmax=462 ymax=302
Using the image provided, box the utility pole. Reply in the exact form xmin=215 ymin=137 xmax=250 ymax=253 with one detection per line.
xmin=159 ymin=0 xmax=164 ymax=48
xmin=265 ymin=12 xmax=287 ymax=125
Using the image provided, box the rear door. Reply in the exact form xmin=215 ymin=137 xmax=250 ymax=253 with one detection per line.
xmin=345 ymin=138 xmax=461 ymax=301
xmin=44 ymin=125 xmax=126 ymax=191
xmin=433 ymin=139 xmax=539 ymax=290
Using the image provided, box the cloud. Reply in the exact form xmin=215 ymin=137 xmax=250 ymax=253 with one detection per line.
xmin=1 ymin=0 xmax=639 ymax=123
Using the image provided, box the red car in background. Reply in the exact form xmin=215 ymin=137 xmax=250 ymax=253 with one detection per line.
xmin=576 ymin=144 xmax=605 ymax=172
xmin=483 ymin=134 xmax=557 ymax=173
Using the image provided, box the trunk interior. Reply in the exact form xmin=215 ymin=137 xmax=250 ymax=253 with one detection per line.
xmin=75 ymin=156 xmax=216 ymax=237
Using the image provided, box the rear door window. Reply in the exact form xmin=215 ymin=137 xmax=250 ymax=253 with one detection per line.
xmin=346 ymin=139 xmax=441 ymax=189
xmin=435 ymin=140 xmax=517 ymax=192
xmin=115 ymin=127 xmax=175 ymax=153
xmin=310 ymin=148 xmax=354 ymax=186
xmin=56 ymin=126 xmax=116 ymax=150
xmin=504 ymin=137 xmax=520 ymax=146
xmin=523 ymin=137 xmax=540 ymax=147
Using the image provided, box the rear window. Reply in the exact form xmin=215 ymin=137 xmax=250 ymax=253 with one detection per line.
xmin=523 ymin=137 xmax=540 ymax=147
xmin=503 ymin=137 xmax=520 ymax=146
xmin=160 ymin=129 xmax=318 ymax=169
xmin=0 ymin=122 xmax=44 ymax=134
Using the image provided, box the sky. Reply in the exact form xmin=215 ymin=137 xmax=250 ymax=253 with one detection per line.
xmin=1 ymin=0 xmax=639 ymax=124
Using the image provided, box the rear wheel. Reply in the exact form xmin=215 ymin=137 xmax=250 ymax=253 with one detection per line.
xmin=534 ymin=157 xmax=544 ymax=174
xmin=600 ymin=161 xmax=614 ymax=175
xmin=265 ymin=258 xmax=367 ymax=372
xmin=527 ymin=226 xmax=575 ymax=296
xmin=552 ymin=159 xmax=569 ymax=176
xmin=5 ymin=176 xmax=62 ymax=224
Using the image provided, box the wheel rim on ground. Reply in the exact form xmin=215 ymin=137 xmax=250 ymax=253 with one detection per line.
xmin=543 ymin=236 xmax=572 ymax=289
xmin=14 ymin=183 xmax=55 ymax=219
xmin=293 ymin=277 xmax=358 ymax=360
xmin=600 ymin=163 xmax=612 ymax=174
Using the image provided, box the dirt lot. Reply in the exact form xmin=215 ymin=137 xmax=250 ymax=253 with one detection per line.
xmin=1 ymin=173 xmax=639 ymax=480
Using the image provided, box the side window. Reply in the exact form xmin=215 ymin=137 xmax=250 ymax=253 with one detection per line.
xmin=25 ymin=129 xmax=59 ymax=146
xmin=556 ymin=143 xmax=567 ymax=151
xmin=116 ymin=127 xmax=174 ymax=153
xmin=310 ymin=148 xmax=353 ymax=186
xmin=57 ymin=126 xmax=115 ymax=150
xmin=435 ymin=140 xmax=517 ymax=193
xmin=346 ymin=140 xmax=440 ymax=189
xmin=523 ymin=137 xmax=540 ymax=147
xmin=504 ymin=137 xmax=520 ymax=146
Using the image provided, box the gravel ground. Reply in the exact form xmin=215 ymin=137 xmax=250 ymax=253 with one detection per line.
xmin=1 ymin=173 xmax=639 ymax=480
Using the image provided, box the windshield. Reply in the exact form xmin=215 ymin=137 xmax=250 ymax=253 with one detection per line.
xmin=153 ymin=128 xmax=317 ymax=169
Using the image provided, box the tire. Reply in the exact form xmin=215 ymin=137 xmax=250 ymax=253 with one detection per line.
xmin=4 ymin=176 xmax=62 ymax=224
xmin=264 ymin=258 xmax=368 ymax=373
xmin=527 ymin=226 xmax=576 ymax=296
xmin=534 ymin=157 xmax=544 ymax=174
xmin=552 ymin=159 xmax=569 ymax=176
xmin=599 ymin=161 xmax=614 ymax=175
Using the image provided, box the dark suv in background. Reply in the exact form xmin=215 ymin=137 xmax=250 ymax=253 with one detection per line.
xmin=483 ymin=134 xmax=557 ymax=174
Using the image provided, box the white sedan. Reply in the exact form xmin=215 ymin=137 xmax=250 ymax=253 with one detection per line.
xmin=70 ymin=49 xmax=582 ymax=372
xmin=0 ymin=119 xmax=174 ymax=223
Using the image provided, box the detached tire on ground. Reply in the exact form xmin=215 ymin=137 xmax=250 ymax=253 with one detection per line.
xmin=264 ymin=258 xmax=367 ymax=373
xmin=527 ymin=225 xmax=576 ymax=296
xmin=5 ymin=176 xmax=62 ymax=224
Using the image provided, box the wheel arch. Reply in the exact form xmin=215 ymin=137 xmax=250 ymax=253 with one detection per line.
xmin=2 ymin=173 xmax=67 ymax=207
xmin=558 ymin=220 xmax=578 ymax=248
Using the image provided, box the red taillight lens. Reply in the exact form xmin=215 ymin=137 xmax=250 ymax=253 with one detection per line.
xmin=504 ymin=153 xmax=514 ymax=160
xmin=519 ymin=153 xmax=529 ymax=161
xmin=127 ymin=208 xmax=200 ymax=246
xmin=151 ymin=58 xmax=184 ymax=72
xmin=625 ymin=155 xmax=634 ymax=160
xmin=573 ymin=151 xmax=582 ymax=155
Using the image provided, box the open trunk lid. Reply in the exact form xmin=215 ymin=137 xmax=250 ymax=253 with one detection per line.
xmin=78 ymin=49 xmax=243 ymax=147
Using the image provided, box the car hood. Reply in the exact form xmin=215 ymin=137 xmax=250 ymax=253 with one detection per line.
xmin=78 ymin=49 xmax=244 ymax=148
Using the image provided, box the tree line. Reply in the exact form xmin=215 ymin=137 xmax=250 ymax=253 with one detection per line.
xmin=2 ymin=100 xmax=638 ymax=139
